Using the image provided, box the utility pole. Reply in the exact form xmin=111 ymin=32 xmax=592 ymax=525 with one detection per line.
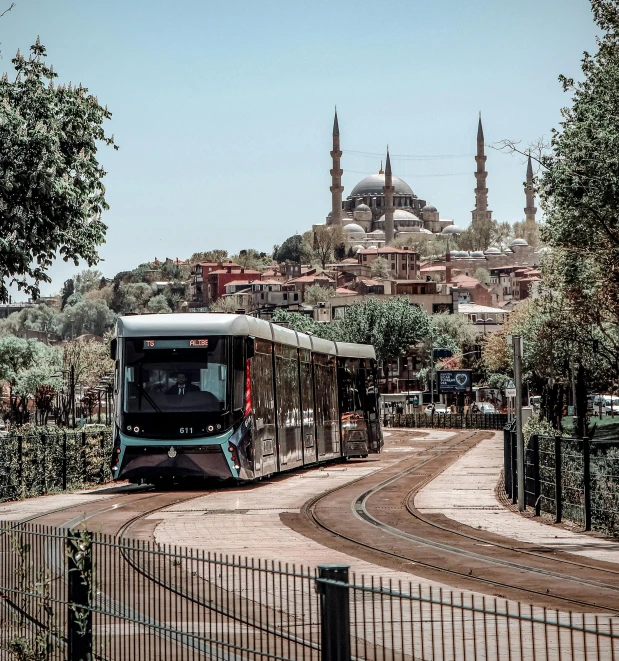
xmin=510 ymin=335 xmax=525 ymax=512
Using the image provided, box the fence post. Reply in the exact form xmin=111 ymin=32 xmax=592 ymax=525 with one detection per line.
xmin=317 ymin=565 xmax=351 ymax=661
xmin=62 ymin=432 xmax=68 ymax=491
xmin=583 ymin=436 xmax=591 ymax=531
xmin=81 ymin=431 xmax=87 ymax=481
xmin=511 ymin=429 xmax=518 ymax=504
xmin=67 ymin=529 xmax=93 ymax=661
xmin=503 ymin=426 xmax=512 ymax=496
xmin=41 ymin=434 xmax=47 ymax=494
xmin=533 ymin=434 xmax=541 ymax=516
xmin=17 ymin=435 xmax=24 ymax=498
xmin=554 ymin=435 xmax=562 ymax=524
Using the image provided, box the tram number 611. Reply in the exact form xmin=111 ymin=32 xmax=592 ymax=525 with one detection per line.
xmin=179 ymin=427 xmax=193 ymax=434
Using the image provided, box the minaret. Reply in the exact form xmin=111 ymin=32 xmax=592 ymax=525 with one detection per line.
xmin=329 ymin=108 xmax=344 ymax=226
xmin=383 ymin=147 xmax=395 ymax=245
xmin=472 ymin=113 xmax=492 ymax=223
xmin=524 ymin=152 xmax=537 ymax=223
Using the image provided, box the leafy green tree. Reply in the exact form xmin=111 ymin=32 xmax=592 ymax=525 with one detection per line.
xmin=189 ymin=250 xmax=229 ymax=264
xmin=61 ymin=278 xmax=75 ymax=310
xmin=0 ymin=336 xmax=61 ymax=424
xmin=273 ymin=235 xmax=312 ymax=264
xmin=231 ymin=249 xmax=271 ymax=271
xmin=54 ymin=299 xmax=117 ymax=338
xmin=147 ymin=294 xmax=172 ymax=314
xmin=370 ymin=257 xmax=390 ymax=279
xmin=337 ymin=297 xmax=431 ymax=361
xmin=0 ymin=40 xmax=117 ymax=302
xmin=303 ymin=284 xmax=333 ymax=306
xmin=473 ymin=268 xmax=491 ymax=284
xmin=73 ymin=269 xmax=104 ymax=295
xmin=306 ymin=226 xmax=344 ymax=268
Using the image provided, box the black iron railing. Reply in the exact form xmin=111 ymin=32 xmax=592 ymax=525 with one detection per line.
xmin=383 ymin=412 xmax=508 ymax=430
xmin=2 ymin=521 xmax=618 ymax=660
xmin=0 ymin=429 xmax=113 ymax=503
xmin=504 ymin=429 xmax=619 ymax=535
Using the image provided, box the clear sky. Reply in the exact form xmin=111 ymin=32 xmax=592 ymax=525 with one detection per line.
xmin=3 ymin=0 xmax=598 ymax=298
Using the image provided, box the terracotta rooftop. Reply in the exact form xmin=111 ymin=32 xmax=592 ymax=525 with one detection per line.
xmin=287 ymin=274 xmax=335 ymax=284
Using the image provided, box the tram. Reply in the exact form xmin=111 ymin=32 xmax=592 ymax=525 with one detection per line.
xmin=110 ymin=314 xmax=383 ymax=484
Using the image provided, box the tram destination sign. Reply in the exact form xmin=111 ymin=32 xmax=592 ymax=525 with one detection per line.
xmin=438 ymin=370 xmax=472 ymax=393
xmin=143 ymin=339 xmax=209 ymax=349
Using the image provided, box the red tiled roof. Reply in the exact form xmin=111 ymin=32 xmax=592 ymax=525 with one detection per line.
xmin=420 ymin=265 xmax=447 ymax=272
xmin=335 ymin=287 xmax=356 ymax=295
xmin=209 ymin=269 xmax=261 ymax=276
xmin=287 ymin=274 xmax=335 ymax=284
xmin=451 ymin=274 xmax=482 ymax=288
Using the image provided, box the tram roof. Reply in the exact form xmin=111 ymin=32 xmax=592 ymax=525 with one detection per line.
xmin=116 ymin=314 xmax=375 ymax=359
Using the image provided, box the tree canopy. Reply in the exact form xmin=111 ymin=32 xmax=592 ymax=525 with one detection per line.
xmin=273 ymin=235 xmax=312 ymax=264
xmin=0 ymin=40 xmax=117 ymax=302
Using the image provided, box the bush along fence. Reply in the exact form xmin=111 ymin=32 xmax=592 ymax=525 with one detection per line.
xmin=1 ymin=522 xmax=618 ymax=661
xmin=0 ymin=428 xmax=113 ymax=503
xmin=504 ymin=425 xmax=619 ymax=536
xmin=383 ymin=412 xmax=508 ymax=430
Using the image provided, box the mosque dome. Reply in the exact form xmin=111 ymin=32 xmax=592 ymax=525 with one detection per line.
xmin=503 ymin=247 xmax=514 ymax=254
xmin=422 ymin=204 xmax=437 ymax=212
xmin=484 ymin=247 xmax=501 ymax=255
xmin=471 ymin=251 xmax=485 ymax=258
xmin=353 ymin=245 xmax=364 ymax=252
xmin=351 ymin=173 xmax=414 ymax=197
xmin=510 ymin=238 xmax=529 ymax=247
xmin=369 ymin=229 xmax=385 ymax=235
xmin=353 ymin=204 xmax=373 ymax=222
xmin=378 ymin=209 xmax=422 ymax=227
xmin=442 ymin=225 xmax=463 ymax=235
xmin=343 ymin=222 xmax=365 ymax=233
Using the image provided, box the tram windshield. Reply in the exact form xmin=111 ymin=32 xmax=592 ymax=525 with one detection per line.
xmin=122 ymin=336 xmax=229 ymax=414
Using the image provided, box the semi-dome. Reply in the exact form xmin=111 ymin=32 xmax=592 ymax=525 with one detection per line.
xmin=378 ymin=209 xmax=421 ymax=223
xmin=510 ymin=237 xmax=529 ymax=247
xmin=351 ymin=173 xmax=414 ymax=197
xmin=353 ymin=204 xmax=373 ymax=222
xmin=442 ymin=224 xmax=463 ymax=235
xmin=484 ymin=247 xmax=501 ymax=255
xmin=343 ymin=222 xmax=365 ymax=233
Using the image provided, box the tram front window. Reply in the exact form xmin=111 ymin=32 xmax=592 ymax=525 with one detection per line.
xmin=122 ymin=336 xmax=228 ymax=414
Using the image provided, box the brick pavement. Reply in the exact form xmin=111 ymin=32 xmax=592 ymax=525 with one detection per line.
xmin=415 ymin=432 xmax=619 ymax=564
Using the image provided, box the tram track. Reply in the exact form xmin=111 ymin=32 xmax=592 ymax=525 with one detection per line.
xmin=302 ymin=429 xmax=619 ymax=615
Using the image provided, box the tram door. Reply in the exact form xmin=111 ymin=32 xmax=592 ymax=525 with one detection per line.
xmin=251 ymin=338 xmax=277 ymax=476
xmin=274 ymin=343 xmax=303 ymax=471
xmin=313 ymin=352 xmax=339 ymax=460
xmin=299 ymin=349 xmax=317 ymax=465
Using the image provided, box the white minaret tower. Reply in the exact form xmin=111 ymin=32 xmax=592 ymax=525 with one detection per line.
xmin=329 ymin=108 xmax=344 ymax=226
xmin=383 ymin=147 xmax=395 ymax=245
xmin=524 ymin=153 xmax=537 ymax=223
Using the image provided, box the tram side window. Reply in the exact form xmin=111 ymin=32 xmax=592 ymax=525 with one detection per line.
xmin=299 ymin=349 xmax=314 ymax=429
xmin=251 ymin=339 xmax=275 ymax=427
xmin=232 ymin=336 xmax=245 ymax=411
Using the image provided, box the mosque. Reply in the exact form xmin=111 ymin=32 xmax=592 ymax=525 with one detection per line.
xmin=324 ymin=110 xmax=455 ymax=250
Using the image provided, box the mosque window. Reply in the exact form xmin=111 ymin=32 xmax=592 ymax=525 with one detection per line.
xmin=283 ymin=293 xmax=288 ymax=301
xmin=294 ymin=293 xmax=298 ymax=301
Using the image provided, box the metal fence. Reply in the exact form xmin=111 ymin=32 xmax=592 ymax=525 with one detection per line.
xmin=2 ymin=521 xmax=617 ymax=660
xmin=383 ymin=412 xmax=508 ymax=430
xmin=0 ymin=428 xmax=113 ymax=503
xmin=504 ymin=428 xmax=619 ymax=535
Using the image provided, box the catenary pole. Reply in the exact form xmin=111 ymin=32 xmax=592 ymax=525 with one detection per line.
xmin=513 ymin=335 xmax=525 ymax=511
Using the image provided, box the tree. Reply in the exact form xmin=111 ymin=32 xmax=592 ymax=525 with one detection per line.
xmin=73 ymin=269 xmax=104 ymax=295
xmin=473 ymin=268 xmax=491 ymax=284
xmin=337 ymin=297 xmax=431 ymax=361
xmin=189 ymin=250 xmax=228 ymax=264
xmin=309 ymin=226 xmax=345 ymax=268
xmin=303 ymin=284 xmax=333 ymax=306
xmin=0 ymin=336 xmax=61 ymax=424
xmin=62 ymin=337 xmax=113 ymax=389
xmin=147 ymin=294 xmax=172 ymax=314
xmin=370 ymin=257 xmax=390 ymax=279
xmin=231 ymin=249 xmax=271 ymax=271
xmin=0 ymin=40 xmax=117 ymax=302
xmin=54 ymin=299 xmax=117 ymax=338
xmin=273 ymin=235 xmax=312 ymax=264
xmin=512 ymin=219 xmax=541 ymax=247
xmin=61 ymin=279 xmax=75 ymax=310
xmin=458 ymin=218 xmax=497 ymax=251
xmin=211 ymin=296 xmax=240 ymax=313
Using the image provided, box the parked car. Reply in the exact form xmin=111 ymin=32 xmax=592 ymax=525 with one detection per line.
xmin=425 ymin=403 xmax=448 ymax=416
xmin=592 ymin=395 xmax=619 ymax=415
xmin=478 ymin=403 xmax=497 ymax=414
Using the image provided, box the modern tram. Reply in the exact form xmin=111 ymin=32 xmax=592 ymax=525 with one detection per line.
xmin=110 ymin=314 xmax=383 ymax=484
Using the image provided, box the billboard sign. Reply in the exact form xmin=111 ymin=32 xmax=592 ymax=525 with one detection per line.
xmin=438 ymin=370 xmax=472 ymax=393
